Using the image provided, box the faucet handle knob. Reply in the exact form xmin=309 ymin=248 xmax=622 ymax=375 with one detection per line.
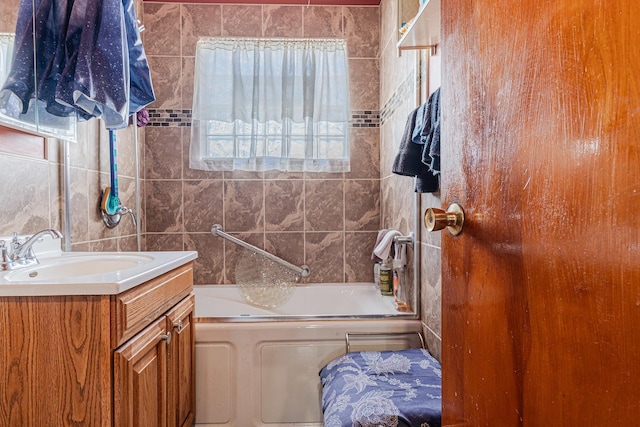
xmin=119 ymin=206 xmax=138 ymax=228
xmin=127 ymin=210 xmax=137 ymax=228
xmin=10 ymin=232 xmax=23 ymax=250
xmin=0 ymin=241 xmax=12 ymax=268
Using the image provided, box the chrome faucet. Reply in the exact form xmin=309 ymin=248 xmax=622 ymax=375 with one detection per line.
xmin=0 ymin=229 xmax=63 ymax=270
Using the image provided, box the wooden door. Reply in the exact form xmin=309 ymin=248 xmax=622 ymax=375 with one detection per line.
xmin=114 ymin=316 xmax=168 ymax=427
xmin=440 ymin=0 xmax=640 ymax=425
xmin=165 ymin=295 xmax=195 ymax=427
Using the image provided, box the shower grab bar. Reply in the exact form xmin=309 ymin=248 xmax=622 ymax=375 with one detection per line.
xmin=211 ymin=224 xmax=311 ymax=278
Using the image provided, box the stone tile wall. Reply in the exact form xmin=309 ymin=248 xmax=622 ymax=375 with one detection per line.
xmin=379 ymin=0 xmax=442 ymax=359
xmin=141 ymin=3 xmax=381 ymax=285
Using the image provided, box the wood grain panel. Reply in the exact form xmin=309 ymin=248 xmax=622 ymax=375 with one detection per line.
xmin=0 ymin=296 xmax=112 ymax=427
xmin=114 ymin=316 xmax=168 ymax=427
xmin=165 ymin=295 xmax=195 ymax=427
xmin=442 ymin=0 xmax=640 ymax=425
xmin=112 ymin=263 xmax=194 ymax=347
xmin=0 ymin=125 xmax=46 ymax=159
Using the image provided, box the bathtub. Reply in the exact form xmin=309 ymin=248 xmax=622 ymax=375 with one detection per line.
xmin=194 ymin=283 xmax=422 ymax=427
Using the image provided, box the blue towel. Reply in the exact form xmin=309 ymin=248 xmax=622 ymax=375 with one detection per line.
xmin=392 ymin=106 xmax=439 ymax=193
xmin=123 ymin=0 xmax=155 ymax=115
xmin=420 ymin=88 xmax=441 ymax=174
xmin=411 ymin=101 xmax=427 ymax=143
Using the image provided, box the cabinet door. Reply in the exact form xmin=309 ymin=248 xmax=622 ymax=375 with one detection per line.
xmin=114 ymin=316 xmax=169 ymax=427
xmin=165 ymin=295 xmax=195 ymax=427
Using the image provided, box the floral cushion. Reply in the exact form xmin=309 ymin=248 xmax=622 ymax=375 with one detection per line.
xmin=319 ymin=348 xmax=442 ymax=427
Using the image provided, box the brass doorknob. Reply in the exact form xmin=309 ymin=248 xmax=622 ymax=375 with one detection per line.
xmin=424 ymin=203 xmax=465 ymax=236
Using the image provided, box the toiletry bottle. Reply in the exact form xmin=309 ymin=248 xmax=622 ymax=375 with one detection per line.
xmin=393 ymin=250 xmax=409 ymax=311
xmin=379 ymin=260 xmax=393 ymax=296
xmin=393 ymin=270 xmax=399 ymax=301
xmin=374 ymin=262 xmax=381 ymax=289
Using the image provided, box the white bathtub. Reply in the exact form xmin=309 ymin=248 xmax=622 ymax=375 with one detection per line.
xmin=194 ymin=282 xmax=411 ymax=319
xmin=194 ymin=283 xmax=422 ymax=427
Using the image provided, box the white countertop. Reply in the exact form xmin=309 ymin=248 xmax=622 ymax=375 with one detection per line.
xmin=0 ymin=236 xmax=197 ymax=296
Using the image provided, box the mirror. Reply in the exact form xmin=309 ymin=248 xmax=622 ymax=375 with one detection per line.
xmin=0 ymin=0 xmax=77 ymax=142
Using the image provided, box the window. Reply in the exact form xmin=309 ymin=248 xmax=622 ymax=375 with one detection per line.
xmin=189 ymin=38 xmax=350 ymax=173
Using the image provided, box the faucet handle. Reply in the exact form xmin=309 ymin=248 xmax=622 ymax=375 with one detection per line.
xmin=118 ymin=206 xmax=137 ymax=228
xmin=102 ymin=205 xmax=137 ymax=229
xmin=9 ymin=232 xmax=24 ymax=254
xmin=0 ymin=241 xmax=14 ymax=270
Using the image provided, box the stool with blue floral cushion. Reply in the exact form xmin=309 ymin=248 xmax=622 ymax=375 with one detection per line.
xmin=319 ymin=348 xmax=442 ymax=427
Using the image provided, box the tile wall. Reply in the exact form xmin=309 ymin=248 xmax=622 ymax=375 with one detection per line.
xmin=379 ymin=0 xmax=442 ymax=359
xmin=0 ymin=126 xmax=143 ymax=251
xmin=141 ymin=3 xmax=382 ymax=286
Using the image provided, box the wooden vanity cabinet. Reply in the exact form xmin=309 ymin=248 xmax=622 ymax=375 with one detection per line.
xmin=114 ymin=294 xmax=195 ymax=427
xmin=0 ymin=262 xmax=195 ymax=427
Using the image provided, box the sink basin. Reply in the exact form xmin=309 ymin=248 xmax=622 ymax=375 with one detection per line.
xmin=4 ymin=254 xmax=154 ymax=282
xmin=0 ymin=243 xmax=198 ymax=296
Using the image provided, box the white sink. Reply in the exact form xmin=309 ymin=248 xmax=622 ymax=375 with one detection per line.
xmin=4 ymin=254 xmax=154 ymax=282
xmin=0 ymin=237 xmax=198 ymax=296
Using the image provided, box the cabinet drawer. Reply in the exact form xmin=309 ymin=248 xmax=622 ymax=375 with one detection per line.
xmin=112 ymin=263 xmax=193 ymax=348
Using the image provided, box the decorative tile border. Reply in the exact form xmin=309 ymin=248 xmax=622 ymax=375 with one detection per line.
xmin=147 ymin=109 xmax=192 ymax=127
xmin=379 ymin=71 xmax=414 ymax=126
xmin=351 ymin=110 xmax=380 ymax=128
xmin=147 ymin=109 xmax=381 ymax=128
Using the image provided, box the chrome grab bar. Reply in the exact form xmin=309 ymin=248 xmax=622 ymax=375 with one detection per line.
xmin=210 ymin=224 xmax=311 ymax=278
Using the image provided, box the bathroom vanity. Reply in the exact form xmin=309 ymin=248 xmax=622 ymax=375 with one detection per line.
xmin=0 ymin=249 xmax=197 ymax=427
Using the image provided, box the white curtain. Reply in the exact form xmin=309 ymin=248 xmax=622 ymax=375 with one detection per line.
xmin=0 ymin=33 xmax=14 ymax=93
xmin=190 ymin=38 xmax=350 ymax=173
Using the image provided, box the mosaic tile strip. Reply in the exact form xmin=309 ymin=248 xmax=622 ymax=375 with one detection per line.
xmin=147 ymin=109 xmax=192 ymax=127
xmin=147 ymin=109 xmax=380 ymax=128
xmin=351 ymin=110 xmax=380 ymax=128
xmin=380 ymin=71 xmax=414 ymax=126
